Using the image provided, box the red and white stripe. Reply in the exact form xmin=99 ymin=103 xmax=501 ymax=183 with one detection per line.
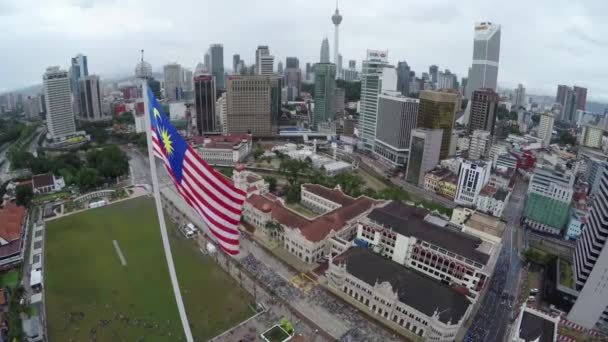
xmin=150 ymin=128 xmax=245 ymax=255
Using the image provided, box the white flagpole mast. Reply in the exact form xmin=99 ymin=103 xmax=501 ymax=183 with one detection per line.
xmin=143 ymin=81 xmax=194 ymax=342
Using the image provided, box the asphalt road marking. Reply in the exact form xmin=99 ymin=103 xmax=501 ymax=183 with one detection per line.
xmin=113 ymin=240 xmax=127 ymax=266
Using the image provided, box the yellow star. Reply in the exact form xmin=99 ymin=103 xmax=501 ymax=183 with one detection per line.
xmin=153 ymin=108 xmax=162 ymax=121
xmin=159 ymin=126 xmax=174 ymax=156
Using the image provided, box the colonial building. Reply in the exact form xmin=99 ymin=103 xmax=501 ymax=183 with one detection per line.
xmin=424 ymin=168 xmax=458 ymax=200
xmin=301 ymin=183 xmax=355 ymax=214
xmin=232 ymin=165 xmax=268 ymax=196
xmin=0 ymin=203 xmax=27 ymax=270
xmin=31 ymin=174 xmax=65 ymax=194
xmin=328 ymin=247 xmax=472 ymax=341
xmin=191 ymin=133 xmax=252 ymax=165
xmin=355 ymin=201 xmax=500 ymax=300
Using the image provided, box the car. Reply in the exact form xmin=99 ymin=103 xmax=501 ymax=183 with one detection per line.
xmin=528 ymin=296 xmax=536 ymax=302
xmin=530 ymin=288 xmax=539 ymax=294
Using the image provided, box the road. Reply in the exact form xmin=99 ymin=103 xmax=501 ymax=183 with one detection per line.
xmin=125 ymin=146 xmax=152 ymax=186
xmin=465 ymin=176 xmax=527 ymax=341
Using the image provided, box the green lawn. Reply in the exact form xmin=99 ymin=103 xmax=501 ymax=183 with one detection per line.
xmin=0 ymin=270 xmax=19 ymax=288
xmin=45 ymin=197 xmax=252 ymax=341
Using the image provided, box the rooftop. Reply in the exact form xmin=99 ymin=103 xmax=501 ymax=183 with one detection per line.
xmin=334 ymin=247 xmax=471 ymax=324
xmin=190 ymin=133 xmax=251 ymax=149
xmin=0 ymin=202 xmax=26 ymax=242
xmin=426 ymin=168 xmax=453 ymax=180
xmin=367 ymin=201 xmax=490 ymax=265
xmin=32 ymin=173 xmax=54 ymax=189
xmin=302 ymin=183 xmax=355 ymax=207
xmin=518 ymin=310 xmax=556 ymax=342
xmin=247 ymin=194 xmax=311 ymax=229
xmin=464 ymin=212 xmax=506 ymax=240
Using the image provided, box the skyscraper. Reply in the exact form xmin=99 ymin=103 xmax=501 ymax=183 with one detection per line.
xmin=203 ymin=53 xmax=210 ymax=73
xmin=305 ymin=63 xmax=312 ymax=81
xmin=277 ymin=61 xmax=284 ymax=75
xmin=182 ymin=68 xmax=194 ymax=94
xmin=417 ymin=90 xmax=459 ymax=159
xmin=163 ymin=63 xmax=183 ymax=101
xmin=209 ymin=44 xmax=225 ymax=90
xmin=573 ymin=86 xmax=587 ymax=111
xmin=331 ymin=4 xmax=343 ymax=78
xmin=468 ymin=88 xmax=499 ymax=135
xmin=233 ymin=54 xmax=240 ymax=74
xmin=513 ymin=83 xmax=526 ymax=108
xmin=556 ymin=84 xmax=570 ymax=106
xmin=374 ymin=94 xmax=419 ymax=168
xmin=465 ymin=22 xmax=501 ymax=99
xmin=538 ymin=112 xmax=554 ymax=147
xmin=396 ymin=61 xmax=411 ymax=96
xmin=284 ymin=60 xmax=302 ymax=98
xmin=70 ymin=54 xmax=88 ymax=115
xmin=337 ymin=54 xmax=343 ymax=79
xmin=226 ymin=75 xmax=281 ymax=136
xmin=562 ymin=89 xmax=577 ymax=123
xmin=43 ymin=67 xmax=76 ymax=139
xmin=286 ymin=57 xmax=299 ymax=69
xmin=193 ymin=75 xmax=217 ymax=135
xmin=255 ymin=46 xmax=274 ymax=75
xmin=360 ymin=50 xmax=390 ymax=151
xmin=79 ymin=75 xmax=104 ymax=121
xmin=429 ymin=65 xmax=438 ymax=85
xmin=405 ymin=128 xmax=443 ymax=185
xmin=569 ymin=163 xmax=608 ymax=329
xmin=320 ymin=38 xmax=330 ymax=63
xmin=312 ymin=63 xmax=336 ymax=128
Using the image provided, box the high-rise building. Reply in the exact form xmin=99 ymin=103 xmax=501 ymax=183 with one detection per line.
xmin=569 ymin=164 xmax=608 ymax=330
xmin=216 ymin=92 xmax=228 ymax=134
xmin=579 ymin=124 xmax=604 ymax=149
xmin=232 ymin=54 xmax=240 ymax=74
xmin=43 ymin=67 xmax=76 ymax=139
xmin=193 ymin=75 xmax=217 ymax=135
xmin=312 ymin=63 xmax=336 ymax=128
xmin=538 ymin=112 xmax=555 ymax=147
xmin=286 ymin=57 xmax=299 ymax=69
xmin=360 ymin=50 xmax=390 ymax=151
xmin=437 ymin=70 xmax=457 ymax=90
xmin=226 ymin=75 xmax=281 ymax=136
xmin=429 ymin=65 xmax=438 ymax=85
xmin=203 ymin=53 xmax=210 ymax=72
xmin=562 ymin=89 xmax=577 ymax=123
xmin=305 ymin=63 xmax=312 ymax=81
xmin=417 ymin=90 xmax=459 ymax=159
xmin=513 ymin=84 xmax=526 ymax=108
xmin=209 ymin=44 xmax=225 ymax=90
xmin=334 ymin=87 xmax=345 ymax=117
xmin=468 ymin=88 xmax=499 ymax=135
xmin=455 ymin=160 xmax=491 ymax=206
xmin=337 ymin=54 xmax=343 ymax=79
xmin=331 ymin=5 xmax=343 ymax=78
xmin=374 ymin=94 xmax=419 ymax=168
xmin=320 ymin=38 xmax=330 ymax=63
xmin=348 ymin=60 xmax=356 ymax=70
xmin=284 ymin=67 xmax=302 ymax=98
xmin=79 ymin=75 xmax=104 ymax=121
xmin=163 ymin=63 xmax=183 ymax=101
xmin=465 ymin=22 xmax=501 ymax=99
xmin=182 ymin=68 xmax=193 ymax=95
xmin=255 ymin=46 xmax=274 ymax=76
xmin=573 ymin=86 xmax=587 ymax=111
xmin=468 ymin=130 xmax=492 ymax=160
xmin=405 ymin=128 xmax=443 ymax=185
xmin=396 ymin=61 xmax=411 ymax=96
xmin=556 ymin=84 xmax=570 ymax=106
xmin=277 ymin=61 xmax=284 ymax=75
xmin=70 ymin=54 xmax=89 ymax=115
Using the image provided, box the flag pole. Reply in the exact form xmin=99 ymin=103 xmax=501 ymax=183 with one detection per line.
xmin=143 ymin=81 xmax=194 ymax=342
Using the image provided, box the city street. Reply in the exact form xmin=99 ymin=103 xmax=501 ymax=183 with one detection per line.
xmin=465 ymin=176 xmax=527 ymax=341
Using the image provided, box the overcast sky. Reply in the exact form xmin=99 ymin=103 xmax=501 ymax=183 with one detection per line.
xmin=1 ymin=0 xmax=607 ymax=101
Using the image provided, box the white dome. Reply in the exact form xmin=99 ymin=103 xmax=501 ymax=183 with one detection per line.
xmin=135 ymin=60 xmax=152 ymax=79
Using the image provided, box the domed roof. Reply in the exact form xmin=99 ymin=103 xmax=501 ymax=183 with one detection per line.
xmin=234 ymin=163 xmax=245 ymax=172
xmin=135 ymin=60 xmax=153 ymax=79
xmin=261 ymin=203 xmax=272 ymax=213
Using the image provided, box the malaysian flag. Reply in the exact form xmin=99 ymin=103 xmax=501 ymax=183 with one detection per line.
xmin=147 ymin=87 xmax=245 ymax=255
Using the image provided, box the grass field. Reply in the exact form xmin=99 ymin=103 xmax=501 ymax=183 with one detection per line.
xmin=0 ymin=270 xmax=19 ymax=288
xmin=45 ymin=197 xmax=252 ymax=341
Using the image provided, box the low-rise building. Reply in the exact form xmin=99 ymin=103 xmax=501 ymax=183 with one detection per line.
xmin=301 ymin=184 xmax=355 ymax=214
xmin=328 ymin=247 xmax=472 ymax=341
xmin=437 ymin=175 xmax=458 ymax=200
xmin=232 ymin=165 xmax=268 ymax=196
xmin=424 ymin=168 xmax=453 ymax=193
xmin=489 ymin=167 xmax=515 ymax=190
xmin=508 ymin=306 xmax=558 ymax=342
xmin=475 ymin=185 xmax=510 ymax=218
xmin=0 ymin=203 xmax=27 ymax=270
xmin=468 ymin=130 xmax=492 ymax=160
xmin=31 ymin=173 xmax=65 ymax=194
xmin=191 ymin=133 xmax=252 ymax=165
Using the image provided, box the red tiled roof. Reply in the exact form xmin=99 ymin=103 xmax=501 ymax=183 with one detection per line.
xmin=0 ymin=238 xmax=22 ymax=258
xmin=302 ymin=184 xmax=355 ymax=206
xmin=190 ymin=133 xmax=252 ymax=148
xmin=299 ymin=197 xmax=379 ymax=242
xmin=32 ymin=174 xmax=54 ymax=189
xmin=0 ymin=203 xmax=25 ymax=242
xmin=246 ymin=174 xmax=262 ymax=184
xmin=480 ymin=185 xmax=497 ymax=196
xmin=247 ymin=194 xmax=311 ymax=229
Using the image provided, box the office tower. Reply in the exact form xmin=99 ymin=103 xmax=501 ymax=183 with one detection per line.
xmin=70 ymin=54 xmax=88 ymax=115
xmin=43 ymin=67 xmax=76 ymax=139
xmin=226 ymin=75 xmax=281 ymax=136
xmin=562 ymin=89 xmax=577 ymax=123
xmin=556 ymin=84 xmax=570 ymax=105
xmin=312 ymin=63 xmax=336 ymax=128
xmin=360 ymin=50 xmax=390 ymax=151
xmin=194 ymin=62 xmax=206 ymax=76
xmin=405 ymin=128 xmax=443 ymax=185
xmin=538 ymin=112 xmax=555 ymax=147
xmin=349 ymin=60 xmax=356 ymax=70
xmin=163 ymin=63 xmax=183 ymax=101
xmin=148 ymin=78 xmax=162 ymax=99
xmin=193 ymin=75 xmax=217 ymax=135
xmin=455 ymin=160 xmax=491 ymax=206
xmin=237 ymin=60 xmax=246 ymax=75
xmin=429 ymin=65 xmax=438 ymax=85
xmin=374 ymin=94 xmax=419 ymax=168
xmin=513 ymin=83 xmax=526 ymax=108
xmin=78 ymin=75 xmax=104 ymax=121
xmin=337 ymin=54 xmax=343 ymax=79
xmin=335 ymin=87 xmax=345 ymax=117
xmin=216 ymin=92 xmax=227 ymax=134
xmin=417 ymin=90 xmax=459 ymax=159
xmin=580 ymin=124 xmax=603 ymax=149
xmin=232 ymin=54 xmax=240 ymax=74
xmin=208 ymin=44 xmax=225 ymax=90
xmin=396 ymin=61 xmax=411 ymax=96
xmin=286 ymin=57 xmax=299 ymax=69
xmin=468 ymin=88 xmax=499 ymax=135
xmin=320 ymin=38 xmax=330 ymax=63
xmin=437 ymin=70 xmax=457 ymax=90
xmin=460 ymin=77 xmax=468 ymax=96
xmin=255 ymin=46 xmax=274 ymax=76
xmin=468 ymin=130 xmax=492 ymax=160
xmin=204 ymin=53 xmax=210 ymax=73
xmin=277 ymin=61 xmax=284 ymax=75
xmin=569 ymin=164 xmax=608 ymax=329
xmin=305 ymin=63 xmax=312 ymax=81
xmin=182 ymin=68 xmax=193 ymax=94
xmin=331 ymin=4 xmax=343 ymax=77
xmin=465 ymin=22 xmax=501 ymax=99
xmin=573 ymin=86 xmax=587 ymax=111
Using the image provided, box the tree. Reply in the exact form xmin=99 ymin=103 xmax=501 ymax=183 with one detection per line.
xmin=252 ymin=147 xmax=264 ymax=161
xmin=285 ymin=185 xmax=301 ymax=203
xmin=264 ymin=220 xmax=284 ymax=239
xmin=76 ymin=168 xmax=99 ymax=190
xmin=88 ymin=126 xmax=109 ymax=144
xmin=279 ymin=159 xmax=310 ymax=186
xmin=264 ymin=176 xmax=278 ymax=191
xmin=15 ymin=185 xmax=33 ymax=206
xmin=336 ymin=80 xmax=362 ymax=102
xmin=558 ymin=131 xmax=576 ymax=146
xmin=115 ymin=111 xmax=135 ymax=125
xmin=86 ymin=145 xmax=129 ymax=180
